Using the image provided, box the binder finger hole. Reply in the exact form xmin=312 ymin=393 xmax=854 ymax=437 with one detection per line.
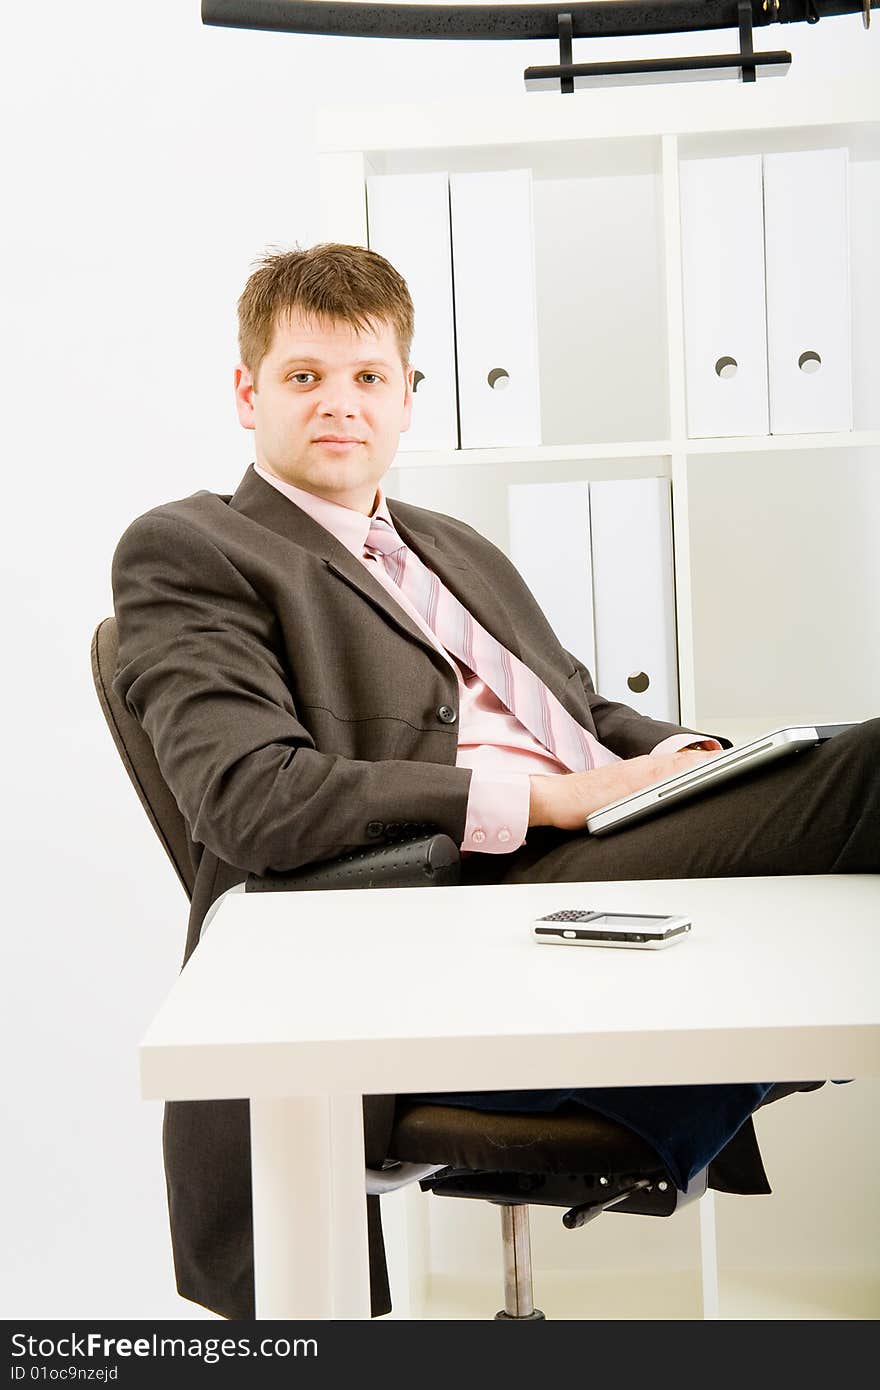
xmin=412 ymin=370 xmax=425 ymax=392
xmin=487 ymin=368 xmax=510 ymax=392
xmin=627 ymin=671 xmax=650 ymax=694
xmin=715 ymin=356 xmax=738 ymax=380
xmin=798 ymin=351 xmax=822 ymax=374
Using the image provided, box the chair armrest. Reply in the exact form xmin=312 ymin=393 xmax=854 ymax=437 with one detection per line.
xmin=244 ymin=832 xmax=461 ymax=893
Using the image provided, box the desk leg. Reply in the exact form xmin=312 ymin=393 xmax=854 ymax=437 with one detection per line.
xmin=249 ymin=1094 xmax=370 ymax=1319
xmin=699 ymin=1190 xmax=720 ymax=1320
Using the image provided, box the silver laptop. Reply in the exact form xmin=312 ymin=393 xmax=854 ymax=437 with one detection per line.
xmin=586 ymin=723 xmax=857 ymax=836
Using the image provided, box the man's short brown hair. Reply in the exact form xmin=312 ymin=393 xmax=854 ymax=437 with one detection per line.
xmin=238 ymin=243 xmax=414 ymax=386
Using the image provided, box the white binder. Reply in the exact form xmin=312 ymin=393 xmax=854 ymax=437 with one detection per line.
xmin=679 ymin=155 xmax=770 ymax=439
xmin=589 ymin=478 xmax=679 ymax=723
xmin=849 ymin=157 xmax=880 ymax=431
xmin=763 ymin=148 xmax=853 ymax=435
xmin=449 ymin=170 xmax=542 ymax=449
xmin=507 ymin=481 xmax=596 ymax=679
xmin=366 ymin=172 xmax=459 ymax=452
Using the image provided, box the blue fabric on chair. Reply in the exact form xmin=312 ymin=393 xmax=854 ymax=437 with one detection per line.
xmin=400 ymin=1083 xmax=777 ymax=1190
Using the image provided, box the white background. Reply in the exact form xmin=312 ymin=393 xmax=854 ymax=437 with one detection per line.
xmin=2 ymin=2 xmax=878 ymax=1318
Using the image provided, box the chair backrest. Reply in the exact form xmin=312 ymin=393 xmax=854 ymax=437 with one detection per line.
xmin=91 ymin=616 xmax=195 ymax=901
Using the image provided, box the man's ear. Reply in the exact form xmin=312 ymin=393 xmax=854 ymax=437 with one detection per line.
xmin=400 ymin=365 xmax=415 ymax=433
xmin=234 ymin=364 xmax=256 ymax=431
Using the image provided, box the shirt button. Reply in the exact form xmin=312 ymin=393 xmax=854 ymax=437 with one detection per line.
xmin=497 ymin=828 xmax=511 ymax=843
xmin=471 ymin=828 xmax=486 ymax=844
xmin=438 ymin=705 xmax=457 ymax=724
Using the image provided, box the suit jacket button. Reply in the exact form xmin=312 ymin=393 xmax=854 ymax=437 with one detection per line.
xmin=438 ymin=705 xmax=457 ymax=724
xmin=366 ymin=821 xmax=384 ymax=837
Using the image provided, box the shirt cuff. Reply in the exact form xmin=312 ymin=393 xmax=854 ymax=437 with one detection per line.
xmin=650 ymin=733 xmax=724 ymax=755
xmin=461 ymin=771 xmax=531 ymax=854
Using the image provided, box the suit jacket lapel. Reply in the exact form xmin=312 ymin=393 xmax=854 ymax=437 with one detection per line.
xmin=387 ymin=504 xmax=553 ymax=684
xmin=226 ymin=466 xmax=575 ymax=712
xmin=227 ymin=466 xmax=447 ymax=662
xmin=389 ymin=505 xmax=587 ymax=721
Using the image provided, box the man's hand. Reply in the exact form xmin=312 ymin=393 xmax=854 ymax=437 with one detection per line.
xmin=528 ymin=748 xmax=721 ymax=831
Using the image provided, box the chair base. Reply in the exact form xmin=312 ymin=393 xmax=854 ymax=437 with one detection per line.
xmin=494 ymin=1308 xmax=546 ymax=1321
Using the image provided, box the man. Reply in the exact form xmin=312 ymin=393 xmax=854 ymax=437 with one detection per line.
xmin=112 ymin=243 xmax=878 ymax=1320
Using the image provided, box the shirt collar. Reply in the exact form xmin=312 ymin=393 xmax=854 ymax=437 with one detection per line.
xmin=252 ymin=462 xmax=395 ymax=559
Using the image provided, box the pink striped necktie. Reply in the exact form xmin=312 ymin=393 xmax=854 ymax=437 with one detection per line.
xmin=364 ymin=516 xmax=594 ymax=773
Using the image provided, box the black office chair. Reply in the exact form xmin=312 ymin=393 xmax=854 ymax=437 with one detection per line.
xmin=92 ymin=614 xmax=816 ymax=1320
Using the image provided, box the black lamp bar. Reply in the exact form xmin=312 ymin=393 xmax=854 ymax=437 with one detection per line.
xmin=201 ymin=1 xmax=876 ymax=43
xmin=524 ymin=50 xmax=792 ymax=91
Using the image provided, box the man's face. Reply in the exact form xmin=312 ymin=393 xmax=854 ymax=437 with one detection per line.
xmin=234 ymin=310 xmax=413 ymax=514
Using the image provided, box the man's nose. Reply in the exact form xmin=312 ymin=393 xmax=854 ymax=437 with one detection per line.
xmin=316 ymin=380 xmax=358 ymax=417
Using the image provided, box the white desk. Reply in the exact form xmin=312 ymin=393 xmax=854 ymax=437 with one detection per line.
xmin=140 ymin=874 xmax=880 ymax=1319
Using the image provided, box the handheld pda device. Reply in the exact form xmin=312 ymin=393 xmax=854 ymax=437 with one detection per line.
xmin=532 ymin=909 xmax=691 ymax=950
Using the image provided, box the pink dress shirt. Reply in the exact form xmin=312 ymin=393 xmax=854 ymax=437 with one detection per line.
xmin=253 ymin=464 xmax=719 ymax=854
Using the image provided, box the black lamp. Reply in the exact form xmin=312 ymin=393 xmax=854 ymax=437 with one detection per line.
xmin=201 ymin=1 xmax=876 ymax=92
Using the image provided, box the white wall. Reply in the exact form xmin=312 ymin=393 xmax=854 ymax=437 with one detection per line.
xmin=2 ymin=2 xmax=878 ymax=1319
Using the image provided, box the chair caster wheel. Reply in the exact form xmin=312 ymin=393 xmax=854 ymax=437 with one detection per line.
xmin=494 ymin=1308 xmax=546 ymax=1320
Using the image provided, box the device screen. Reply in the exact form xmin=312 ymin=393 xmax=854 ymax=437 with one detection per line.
xmin=590 ymin=913 xmax=668 ymax=929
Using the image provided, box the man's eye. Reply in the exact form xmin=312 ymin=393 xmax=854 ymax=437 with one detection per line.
xmin=360 ymin=373 xmax=382 ymax=385
xmin=290 ymin=373 xmax=315 ymax=384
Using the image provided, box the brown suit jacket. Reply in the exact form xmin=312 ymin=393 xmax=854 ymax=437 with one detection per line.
xmin=111 ymin=462 xmax=714 ymax=1319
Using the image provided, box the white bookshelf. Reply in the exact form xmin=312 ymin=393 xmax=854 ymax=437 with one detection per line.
xmin=316 ymin=74 xmax=880 ymax=748
xmin=316 ymin=78 xmax=879 ymax=1317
